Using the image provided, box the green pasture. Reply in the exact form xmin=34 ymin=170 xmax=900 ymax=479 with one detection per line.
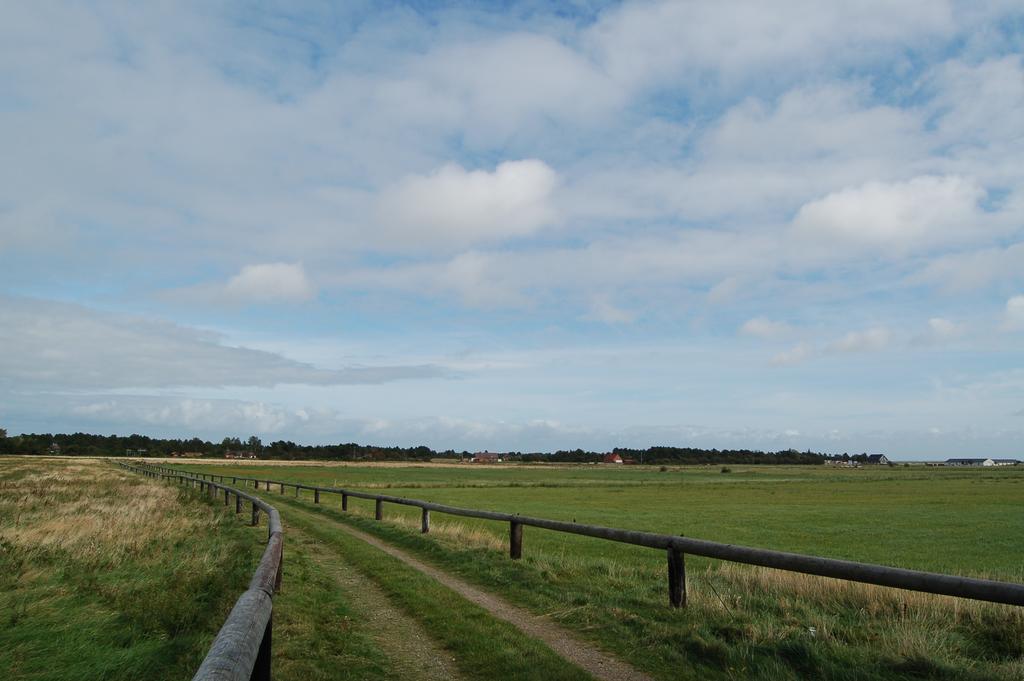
xmin=197 ymin=461 xmax=1024 ymax=681
xmin=179 ymin=462 xmax=1024 ymax=580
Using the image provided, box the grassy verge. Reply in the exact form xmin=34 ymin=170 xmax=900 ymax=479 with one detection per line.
xmin=267 ymin=492 xmax=1024 ymax=681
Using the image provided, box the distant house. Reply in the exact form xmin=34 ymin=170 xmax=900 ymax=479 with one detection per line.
xmin=225 ymin=450 xmax=256 ymax=460
xmin=865 ymin=454 xmax=889 ymax=465
xmin=992 ymin=459 xmax=1020 ymax=466
xmin=945 ymin=458 xmax=995 ymax=467
xmin=602 ymin=453 xmax=624 ymax=464
xmin=48 ymin=443 xmax=61 ymax=454
xmin=125 ymin=448 xmax=147 ymax=457
xmin=471 ymin=451 xmax=502 ymax=463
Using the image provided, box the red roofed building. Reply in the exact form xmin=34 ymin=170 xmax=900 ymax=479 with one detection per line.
xmin=471 ymin=451 xmax=502 ymax=463
xmin=602 ymin=453 xmax=623 ymax=464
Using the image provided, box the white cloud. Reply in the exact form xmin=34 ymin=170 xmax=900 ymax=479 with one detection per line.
xmin=334 ymin=230 xmax=777 ymax=309
xmin=1004 ymin=295 xmax=1024 ymax=330
xmin=911 ymin=317 xmax=965 ymax=345
xmin=589 ymin=1 xmax=957 ymax=91
xmin=377 ymin=160 xmax=558 ymax=248
xmin=584 ymin=296 xmax=636 ymax=325
xmin=225 ymin=262 xmax=316 ymax=303
xmin=928 ymin=56 xmax=1024 ymax=155
xmin=792 ymin=176 xmax=985 ymax=255
xmin=909 ymin=242 xmax=1024 ymax=292
xmin=772 ymin=342 xmax=815 ymax=366
xmin=417 ymin=33 xmax=621 ymax=141
xmin=0 ymin=297 xmax=450 ymax=391
xmin=740 ymin=317 xmax=793 ymax=340
xmin=930 ymin=317 xmax=961 ymax=339
xmin=827 ymin=327 xmax=891 ymax=353
xmin=69 ymin=396 xmax=324 ymax=435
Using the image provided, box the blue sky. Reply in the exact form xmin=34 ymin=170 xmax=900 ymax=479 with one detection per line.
xmin=1 ymin=1 xmax=1023 ymax=458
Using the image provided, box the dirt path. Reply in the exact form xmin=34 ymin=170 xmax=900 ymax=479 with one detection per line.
xmin=288 ymin=522 xmax=467 ymax=681
xmin=283 ymin=503 xmax=654 ymax=681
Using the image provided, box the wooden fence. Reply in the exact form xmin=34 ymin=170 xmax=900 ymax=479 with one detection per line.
xmin=117 ymin=462 xmax=284 ymax=681
xmin=140 ymin=462 xmax=1024 ymax=611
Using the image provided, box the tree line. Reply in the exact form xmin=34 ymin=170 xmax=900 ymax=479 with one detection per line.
xmin=0 ymin=428 xmax=852 ymax=464
xmin=528 ymin=446 xmax=830 ymax=465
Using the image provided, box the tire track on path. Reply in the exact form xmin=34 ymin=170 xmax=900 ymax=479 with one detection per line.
xmin=286 ymin=522 xmax=467 ymax=681
xmin=282 ymin=501 xmax=655 ymax=681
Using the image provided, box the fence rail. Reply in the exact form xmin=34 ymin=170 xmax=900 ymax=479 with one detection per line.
xmin=117 ymin=462 xmax=284 ymax=681
xmin=143 ymin=463 xmax=1024 ymax=610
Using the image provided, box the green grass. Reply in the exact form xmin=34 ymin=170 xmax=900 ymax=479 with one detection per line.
xmin=183 ymin=462 xmax=1024 ymax=579
xmin=183 ymin=461 xmax=1024 ymax=680
xmin=282 ymin=502 xmax=592 ymax=680
xmin=1 ymin=457 xmax=454 ymax=681
xmin=269 ymin=527 xmax=395 ymax=681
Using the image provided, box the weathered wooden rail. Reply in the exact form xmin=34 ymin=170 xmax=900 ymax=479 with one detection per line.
xmin=117 ymin=462 xmax=283 ymax=681
xmin=142 ymin=463 xmax=1024 ymax=610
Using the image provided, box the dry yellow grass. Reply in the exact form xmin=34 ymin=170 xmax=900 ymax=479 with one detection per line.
xmin=0 ymin=456 xmax=263 ymax=681
xmin=342 ymin=502 xmax=507 ymax=551
xmin=0 ymin=458 xmax=212 ymax=566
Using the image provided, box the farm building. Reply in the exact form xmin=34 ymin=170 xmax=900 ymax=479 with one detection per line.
xmin=602 ymin=453 xmax=624 ymax=464
xmin=865 ymin=454 xmax=889 ymax=465
xmin=945 ymin=458 xmax=995 ymax=466
xmin=992 ymin=459 xmax=1020 ymax=466
xmin=471 ymin=451 xmax=502 ymax=463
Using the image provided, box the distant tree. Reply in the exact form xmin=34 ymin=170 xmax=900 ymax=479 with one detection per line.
xmin=0 ymin=427 xmax=6 ymax=439
xmin=247 ymin=435 xmax=263 ymax=453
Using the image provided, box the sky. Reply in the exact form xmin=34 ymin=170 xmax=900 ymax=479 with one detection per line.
xmin=1 ymin=1 xmax=1023 ymax=458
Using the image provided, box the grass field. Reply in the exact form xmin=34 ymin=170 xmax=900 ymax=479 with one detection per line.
xmin=173 ymin=461 xmax=1024 ymax=578
xmin=175 ymin=460 xmax=1024 ymax=680
xmin=0 ymin=457 xmax=264 ymax=680
xmin=5 ymin=457 xmax=1023 ymax=680
xmin=0 ymin=458 xmax=604 ymax=681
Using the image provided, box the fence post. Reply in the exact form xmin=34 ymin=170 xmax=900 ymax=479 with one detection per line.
xmin=294 ymin=485 xmax=299 ymax=498
xmin=668 ymin=547 xmax=686 ymax=608
xmin=375 ymin=499 xmax=383 ymax=521
xmin=252 ymin=504 xmax=260 ymax=526
xmin=236 ymin=493 xmax=242 ymax=514
xmin=510 ymin=521 xmax=523 ymax=559
xmin=279 ymin=482 xmax=285 ymax=494
xmin=342 ymin=494 xmax=348 ymax=511
xmin=251 ymin=615 xmax=272 ymax=681
xmin=314 ymin=489 xmax=320 ymax=504
xmin=421 ymin=508 xmax=430 ymax=533
xmin=224 ymin=488 xmax=229 ymax=506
